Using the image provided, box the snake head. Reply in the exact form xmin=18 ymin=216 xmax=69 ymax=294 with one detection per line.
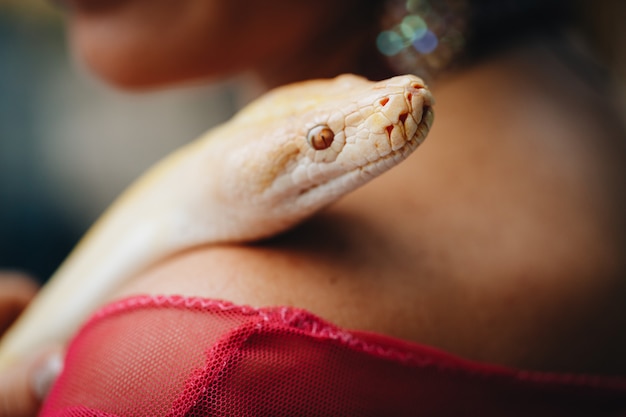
xmin=220 ymin=74 xmax=434 ymax=238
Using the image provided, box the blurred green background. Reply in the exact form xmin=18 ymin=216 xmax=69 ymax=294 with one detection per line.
xmin=0 ymin=0 xmax=239 ymax=281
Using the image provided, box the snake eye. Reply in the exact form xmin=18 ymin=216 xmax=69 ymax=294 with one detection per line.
xmin=306 ymin=125 xmax=334 ymax=150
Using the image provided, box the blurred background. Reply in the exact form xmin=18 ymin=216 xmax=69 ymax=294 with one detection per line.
xmin=0 ymin=0 xmax=624 ymax=283
xmin=0 ymin=0 xmax=240 ymax=282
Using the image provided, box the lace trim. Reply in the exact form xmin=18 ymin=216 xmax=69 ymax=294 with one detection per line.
xmin=84 ymin=294 xmax=626 ymax=391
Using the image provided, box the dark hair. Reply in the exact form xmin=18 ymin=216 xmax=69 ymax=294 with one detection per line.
xmin=465 ymin=0 xmax=572 ymax=57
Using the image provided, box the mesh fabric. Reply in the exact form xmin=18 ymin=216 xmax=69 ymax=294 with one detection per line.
xmin=40 ymin=295 xmax=626 ymax=417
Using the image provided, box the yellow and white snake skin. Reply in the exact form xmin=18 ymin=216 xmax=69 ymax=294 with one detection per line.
xmin=0 ymin=74 xmax=434 ymax=368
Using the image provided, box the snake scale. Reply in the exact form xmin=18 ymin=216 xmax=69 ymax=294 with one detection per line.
xmin=0 ymin=74 xmax=434 ymax=368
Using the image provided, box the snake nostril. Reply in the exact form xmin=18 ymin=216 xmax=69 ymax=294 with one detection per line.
xmin=399 ymin=113 xmax=408 ymax=124
xmin=379 ymin=97 xmax=390 ymax=107
xmin=411 ymin=82 xmax=424 ymax=89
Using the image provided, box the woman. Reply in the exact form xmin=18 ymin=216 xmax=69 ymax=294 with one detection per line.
xmin=2 ymin=0 xmax=625 ymax=415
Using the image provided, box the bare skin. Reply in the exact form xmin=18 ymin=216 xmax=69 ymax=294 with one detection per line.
xmin=114 ymin=43 xmax=626 ymax=375
xmin=0 ymin=274 xmax=37 ymax=336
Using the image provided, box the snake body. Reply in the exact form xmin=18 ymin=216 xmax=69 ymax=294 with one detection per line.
xmin=0 ymin=74 xmax=433 ymax=368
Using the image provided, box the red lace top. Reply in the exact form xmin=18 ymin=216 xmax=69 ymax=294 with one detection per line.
xmin=40 ymin=295 xmax=626 ymax=416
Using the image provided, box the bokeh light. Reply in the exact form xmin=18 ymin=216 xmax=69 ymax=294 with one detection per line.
xmin=412 ymin=29 xmax=438 ymax=54
xmin=377 ymin=30 xmax=405 ymax=56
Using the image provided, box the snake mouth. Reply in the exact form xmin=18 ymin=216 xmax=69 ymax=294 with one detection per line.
xmin=359 ymin=104 xmax=434 ymax=172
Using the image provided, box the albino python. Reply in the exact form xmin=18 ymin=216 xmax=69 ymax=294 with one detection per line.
xmin=0 ymin=74 xmax=434 ymax=369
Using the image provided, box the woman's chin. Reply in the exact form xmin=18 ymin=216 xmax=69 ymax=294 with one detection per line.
xmin=68 ymin=26 xmax=220 ymax=90
xmin=64 ymin=3 xmax=234 ymax=89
